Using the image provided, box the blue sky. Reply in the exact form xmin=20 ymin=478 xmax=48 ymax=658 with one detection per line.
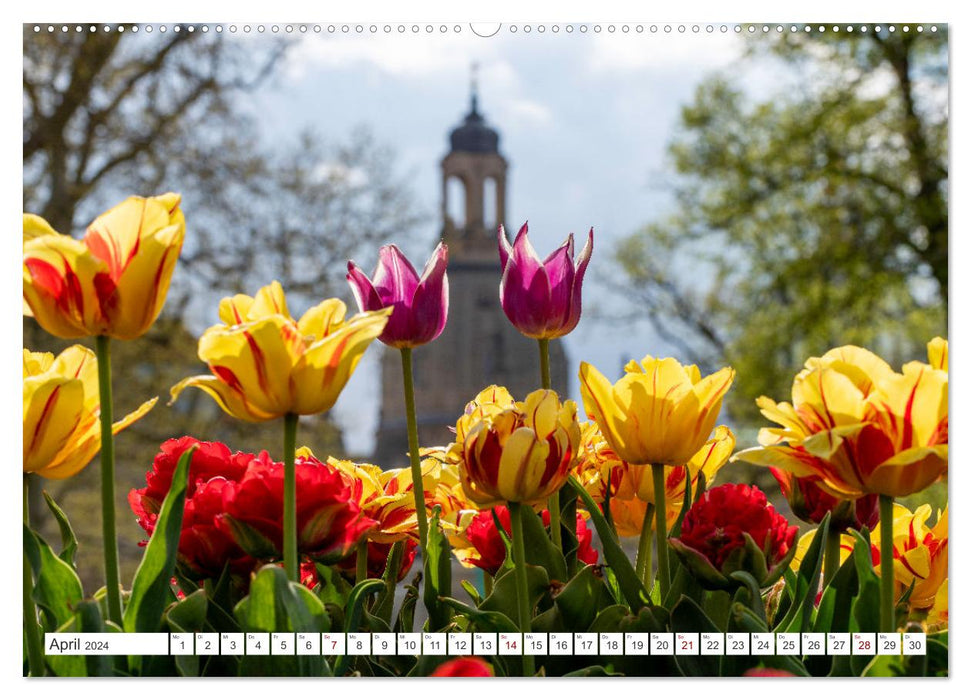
xmin=240 ymin=27 xmax=768 ymax=453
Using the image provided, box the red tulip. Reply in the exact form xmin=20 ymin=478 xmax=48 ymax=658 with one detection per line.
xmin=219 ymin=452 xmax=377 ymax=563
xmin=129 ymin=437 xmax=257 ymax=580
xmin=669 ymin=484 xmax=798 ymax=590
xmin=498 ymin=222 xmax=592 ymax=339
xmin=346 ymin=243 xmax=449 ymax=348
xmin=430 ymin=657 xmax=494 ymax=677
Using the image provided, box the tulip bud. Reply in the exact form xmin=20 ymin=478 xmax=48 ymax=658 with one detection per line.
xmin=669 ymin=483 xmax=798 ymax=590
xmin=346 ymin=243 xmax=449 ymax=348
xmin=498 ymin=223 xmax=592 ymax=339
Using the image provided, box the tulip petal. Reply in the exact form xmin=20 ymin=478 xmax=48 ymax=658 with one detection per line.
xmin=497 ymin=224 xmax=516 ymax=270
xmin=867 ymin=444 xmax=948 ymax=497
xmin=198 ymin=315 xmax=306 ymax=415
xmin=83 ymin=195 xmax=182 ymax=282
xmin=23 ymin=376 xmax=84 ymax=474
xmin=496 ymin=427 xmax=550 ymax=503
xmin=219 ymin=281 xmax=291 ymax=325
xmin=170 ymin=374 xmax=277 ymax=423
xmin=346 ymin=261 xmax=384 ymax=313
xmin=23 ymin=232 xmax=112 ymax=338
xmin=38 ymin=396 xmax=157 ymax=480
xmin=927 ymin=337 xmax=947 ymax=371
xmin=107 ymin=222 xmax=184 ymax=339
xmin=373 ymin=244 xmax=420 ymax=305
xmin=297 ymin=298 xmax=348 ymax=340
xmin=290 ymin=308 xmax=390 ymax=415
xmin=405 ymin=242 xmax=449 ymax=347
xmin=543 ymin=234 xmax=576 ymax=332
xmin=562 ymin=227 xmax=593 ymax=335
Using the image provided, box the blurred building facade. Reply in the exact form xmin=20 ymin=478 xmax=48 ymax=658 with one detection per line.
xmin=372 ymin=87 xmax=569 ymax=466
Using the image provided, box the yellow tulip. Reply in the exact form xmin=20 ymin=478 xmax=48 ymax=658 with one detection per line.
xmin=23 ymin=346 xmax=155 ymax=479
xmin=452 ymin=388 xmax=580 ymax=508
xmin=792 ymin=503 xmax=947 ymax=614
xmin=579 ymin=355 xmax=734 ymax=466
xmin=734 ymin=340 xmax=948 ymax=498
xmin=170 ymin=281 xmax=390 ymax=421
xmin=23 ymin=194 xmax=185 ymax=340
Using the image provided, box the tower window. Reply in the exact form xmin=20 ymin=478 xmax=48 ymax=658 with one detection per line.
xmin=446 ymin=175 xmax=466 ymax=229
xmin=483 ymin=177 xmax=498 ymax=232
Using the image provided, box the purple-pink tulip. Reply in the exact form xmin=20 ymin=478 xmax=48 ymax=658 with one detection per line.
xmin=346 ymin=243 xmax=449 ymax=349
xmin=498 ymin=222 xmax=593 ymax=339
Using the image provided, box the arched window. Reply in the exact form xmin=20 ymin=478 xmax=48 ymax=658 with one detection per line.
xmin=446 ymin=176 xmax=466 ymax=229
xmin=483 ymin=177 xmax=498 ymax=232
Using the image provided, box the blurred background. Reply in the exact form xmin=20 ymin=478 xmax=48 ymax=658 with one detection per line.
xmin=23 ymin=24 xmax=947 ymax=589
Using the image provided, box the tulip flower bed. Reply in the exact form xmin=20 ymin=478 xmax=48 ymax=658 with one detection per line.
xmin=23 ymin=194 xmax=947 ymax=678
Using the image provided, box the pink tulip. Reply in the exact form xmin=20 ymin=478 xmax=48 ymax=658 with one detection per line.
xmin=346 ymin=243 xmax=449 ymax=349
xmin=498 ymin=222 xmax=593 ymax=339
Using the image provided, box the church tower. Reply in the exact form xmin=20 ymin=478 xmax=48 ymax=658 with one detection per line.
xmin=371 ymin=76 xmax=569 ymax=466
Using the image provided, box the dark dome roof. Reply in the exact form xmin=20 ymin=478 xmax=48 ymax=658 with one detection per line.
xmin=449 ymin=95 xmax=500 ymax=154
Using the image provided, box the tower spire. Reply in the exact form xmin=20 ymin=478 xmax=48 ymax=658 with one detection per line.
xmin=470 ymin=61 xmax=479 ymax=115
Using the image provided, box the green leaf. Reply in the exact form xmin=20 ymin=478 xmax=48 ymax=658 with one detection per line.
xmin=331 ymin=578 xmax=384 ymax=675
xmin=235 ymin=566 xmax=331 ymax=676
xmin=123 ymin=447 xmax=193 ymax=635
xmin=422 ymin=509 xmax=452 ymax=631
xmin=730 ymin=603 xmax=809 ymax=676
xmin=42 ymin=491 xmax=78 ymax=567
xmin=569 ymin=475 xmax=648 ymax=611
xmin=24 ymin=523 xmax=83 ymax=631
xmin=460 ymin=579 xmax=483 ymax=606
xmin=563 ymin=665 xmax=624 ymax=677
xmin=670 ymin=596 xmax=721 ymax=676
xmin=479 ymin=564 xmax=549 ymax=626
xmin=546 ymin=564 xmax=613 ymax=632
xmin=166 ymin=589 xmax=208 ymax=633
xmin=519 ymin=504 xmax=568 ymax=581
xmin=373 ymin=540 xmax=405 ymax=624
xmin=776 ymin=512 xmax=829 ymax=633
xmin=394 ymin=579 xmax=419 ymax=634
xmin=440 ymin=597 xmax=520 ymax=632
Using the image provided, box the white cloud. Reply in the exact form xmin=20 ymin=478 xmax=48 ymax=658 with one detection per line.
xmin=585 ymin=31 xmax=742 ymax=74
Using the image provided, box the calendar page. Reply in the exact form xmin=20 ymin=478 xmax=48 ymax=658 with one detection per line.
xmin=20 ymin=2 xmax=950 ymax=683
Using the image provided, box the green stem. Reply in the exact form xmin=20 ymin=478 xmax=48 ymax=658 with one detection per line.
xmin=483 ymin=571 xmax=494 ymax=597
xmin=651 ymin=463 xmax=670 ymax=600
xmin=508 ymin=502 xmax=535 ymax=677
xmin=823 ymin=528 xmax=842 ymax=589
xmin=356 ymin=540 xmax=368 ymax=582
xmin=879 ymin=494 xmax=896 ymax=633
xmin=537 ymin=338 xmax=563 ymax=556
xmin=283 ymin=413 xmax=299 ymax=581
xmin=400 ymin=348 xmax=429 ymax=552
xmin=23 ymin=476 xmax=44 ymax=677
xmin=538 ymin=338 xmax=551 ymax=390
xmin=635 ymin=503 xmax=655 ymax=589
xmin=95 ymin=335 xmax=123 ymax=625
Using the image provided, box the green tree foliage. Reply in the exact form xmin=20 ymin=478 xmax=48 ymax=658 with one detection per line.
xmin=613 ymin=28 xmax=947 ymax=427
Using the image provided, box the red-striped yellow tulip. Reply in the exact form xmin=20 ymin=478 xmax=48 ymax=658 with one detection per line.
xmin=734 ymin=340 xmax=948 ymax=499
xmin=452 ymin=388 xmax=580 ymax=508
xmin=23 ymin=346 xmax=155 ymax=479
xmin=579 ymin=355 xmax=734 ymax=466
xmin=23 ymin=194 xmax=185 ymax=340
xmin=170 ymin=282 xmax=390 ymax=421
xmin=793 ymin=503 xmax=948 ymax=615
